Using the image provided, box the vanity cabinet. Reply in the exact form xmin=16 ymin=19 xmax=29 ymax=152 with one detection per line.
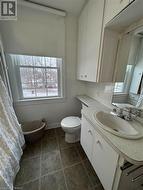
xmin=77 ymin=0 xmax=105 ymax=82
xmin=80 ymin=116 xmax=95 ymax=162
xmin=104 ymin=0 xmax=130 ymax=24
xmin=81 ymin=116 xmax=119 ymax=190
xmin=92 ymin=127 xmax=119 ymax=190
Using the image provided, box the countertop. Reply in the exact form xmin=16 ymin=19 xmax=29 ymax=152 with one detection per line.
xmin=76 ymin=95 xmax=103 ymax=107
xmin=77 ymin=95 xmax=143 ymax=165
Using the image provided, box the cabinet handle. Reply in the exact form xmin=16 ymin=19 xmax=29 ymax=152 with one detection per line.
xmin=85 ymin=75 xmax=87 ymax=78
xmin=88 ymin=130 xmax=92 ymax=135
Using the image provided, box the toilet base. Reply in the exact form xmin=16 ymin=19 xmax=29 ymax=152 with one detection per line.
xmin=65 ymin=133 xmax=80 ymax=143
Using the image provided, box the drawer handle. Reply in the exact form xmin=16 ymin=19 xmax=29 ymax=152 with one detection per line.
xmin=88 ymin=130 xmax=92 ymax=135
xmin=132 ymin=173 xmax=143 ymax=182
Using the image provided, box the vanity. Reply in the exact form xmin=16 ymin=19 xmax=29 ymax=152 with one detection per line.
xmin=77 ymin=95 xmax=143 ymax=190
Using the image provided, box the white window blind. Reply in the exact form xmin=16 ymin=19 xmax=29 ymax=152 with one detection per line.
xmin=0 ymin=6 xmax=65 ymax=58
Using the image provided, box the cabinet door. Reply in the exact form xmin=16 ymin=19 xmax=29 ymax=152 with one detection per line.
xmin=77 ymin=0 xmax=105 ymax=82
xmin=92 ymin=130 xmax=119 ymax=190
xmin=85 ymin=0 xmax=105 ymax=82
xmin=104 ymin=0 xmax=130 ymax=24
xmin=80 ymin=117 xmax=94 ymax=162
xmin=77 ymin=4 xmax=88 ymax=80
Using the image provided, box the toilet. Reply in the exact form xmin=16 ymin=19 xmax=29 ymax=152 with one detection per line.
xmin=61 ymin=116 xmax=81 ymax=143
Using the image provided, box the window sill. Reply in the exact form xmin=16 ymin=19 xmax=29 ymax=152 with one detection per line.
xmin=113 ymin=93 xmax=128 ymax=95
xmin=14 ymin=96 xmax=66 ymax=106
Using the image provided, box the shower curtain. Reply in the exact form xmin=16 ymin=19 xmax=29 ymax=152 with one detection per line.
xmin=0 ymin=76 xmax=25 ymax=190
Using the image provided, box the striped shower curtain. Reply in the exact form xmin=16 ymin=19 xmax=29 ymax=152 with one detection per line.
xmin=0 ymin=76 xmax=25 ymax=190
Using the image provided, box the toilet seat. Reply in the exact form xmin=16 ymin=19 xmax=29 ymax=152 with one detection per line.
xmin=61 ymin=116 xmax=81 ymax=128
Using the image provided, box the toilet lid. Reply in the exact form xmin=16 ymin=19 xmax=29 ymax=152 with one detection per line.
xmin=61 ymin=117 xmax=81 ymax=128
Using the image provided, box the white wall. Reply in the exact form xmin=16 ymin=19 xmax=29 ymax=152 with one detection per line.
xmin=85 ymin=82 xmax=114 ymax=108
xmin=0 ymin=7 xmax=86 ymax=127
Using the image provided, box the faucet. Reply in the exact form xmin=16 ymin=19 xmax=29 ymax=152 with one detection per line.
xmin=113 ymin=107 xmax=142 ymax=121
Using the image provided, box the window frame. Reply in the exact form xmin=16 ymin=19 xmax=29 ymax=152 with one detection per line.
xmin=17 ymin=62 xmax=62 ymax=100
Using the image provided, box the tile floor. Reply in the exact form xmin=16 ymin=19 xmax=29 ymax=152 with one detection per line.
xmin=14 ymin=128 xmax=104 ymax=190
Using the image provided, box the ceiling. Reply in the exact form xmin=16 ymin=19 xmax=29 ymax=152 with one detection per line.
xmin=24 ymin=0 xmax=87 ymax=16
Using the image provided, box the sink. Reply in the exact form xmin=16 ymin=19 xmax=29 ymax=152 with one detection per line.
xmin=93 ymin=111 xmax=141 ymax=139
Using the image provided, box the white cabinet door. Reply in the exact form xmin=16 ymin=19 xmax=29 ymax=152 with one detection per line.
xmin=77 ymin=4 xmax=88 ymax=80
xmin=77 ymin=0 xmax=105 ymax=82
xmin=92 ymin=130 xmax=119 ymax=190
xmin=104 ymin=0 xmax=130 ymax=24
xmin=85 ymin=0 xmax=105 ymax=82
xmin=80 ymin=116 xmax=94 ymax=162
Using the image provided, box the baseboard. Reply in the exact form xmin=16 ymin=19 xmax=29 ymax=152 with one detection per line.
xmin=45 ymin=122 xmax=61 ymax=130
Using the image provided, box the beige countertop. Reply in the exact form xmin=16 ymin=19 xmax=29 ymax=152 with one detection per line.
xmin=76 ymin=95 xmax=102 ymax=107
xmin=77 ymin=95 xmax=143 ymax=165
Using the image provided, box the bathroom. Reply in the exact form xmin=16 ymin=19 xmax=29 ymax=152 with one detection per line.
xmin=0 ymin=0 xmax=143 ymax=189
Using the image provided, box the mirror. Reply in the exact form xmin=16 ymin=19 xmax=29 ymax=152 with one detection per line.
xmin=112 ymin=26 xmax=143 ymax=108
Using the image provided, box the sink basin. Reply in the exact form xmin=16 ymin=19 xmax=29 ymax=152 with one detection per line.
xmin=94 ymin=111 xmax=141 ymax=139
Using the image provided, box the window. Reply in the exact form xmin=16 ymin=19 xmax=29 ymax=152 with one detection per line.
xmin=9 ymin=54 xmax=63 ymax=100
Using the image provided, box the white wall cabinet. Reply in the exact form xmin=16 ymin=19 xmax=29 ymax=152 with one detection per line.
xmin=104 ymin=0 xmax=130 ymax=24
xmin=81 ymin=116 xmax=119 ymax=190
xmin=77 ymin=0 xmax=136 ymax=83
xmin=77 ymin=0 xmax=105 ymax=82
xmin=77 ymin=0 xmax=120 ymax=82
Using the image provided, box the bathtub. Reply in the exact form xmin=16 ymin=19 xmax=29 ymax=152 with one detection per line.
xmin=22 ymin=120 xmax=46 ymax=143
